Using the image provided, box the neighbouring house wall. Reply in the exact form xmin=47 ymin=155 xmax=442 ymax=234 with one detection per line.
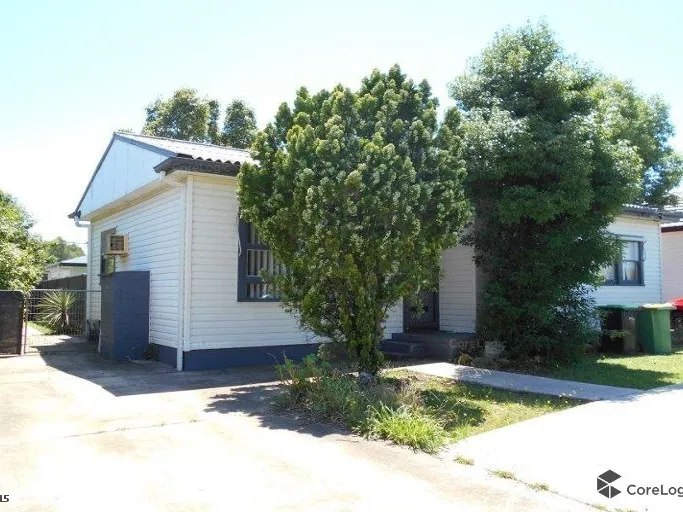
xmin=79 ymin=139 xmax=167 ymax=218
xmin=186 ymin=175 xmax=403 ymax=353
xmin=662 ymin=230 xmax=683 ymax=300
xmin=87 ymin=185 xmax=183 ymax=349
xmin=46 ymin=265 xmax=86 ymax=280
xmin=439 ymin=245 xmax=477 ymax=333
xmin=592 ymin=215 xmax=663 ymax=305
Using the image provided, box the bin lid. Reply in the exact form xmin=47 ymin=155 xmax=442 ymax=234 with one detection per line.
xmin=668 ymin=297 xmax=683 ymax=311
xmin=639 ymin=303 xmax=676 ymax=310
xmin=597 ymin=304 xmax=641 ymax=310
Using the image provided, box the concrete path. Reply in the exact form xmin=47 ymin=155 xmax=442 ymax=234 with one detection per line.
xmin=403 ymin=362 xmax=639 ymax=401
xmin=448 ymin=384 xmax=683 ymax=512
xmin=0 ymin=352 xmax=594 ymax=512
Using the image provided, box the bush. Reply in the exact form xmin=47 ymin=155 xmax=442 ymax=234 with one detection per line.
xmin=362 ymin=404 xmax=447 ymax=453
xmin=38 ymin=290 xmax=77 ymax=334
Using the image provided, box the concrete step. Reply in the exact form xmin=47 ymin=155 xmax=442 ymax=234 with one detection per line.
xmin=379 ymin=339 xmax=427 ymax=358
xmin=391 ymin=331 xmax=476 ymax=361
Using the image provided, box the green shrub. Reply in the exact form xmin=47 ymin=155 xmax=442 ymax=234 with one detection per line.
xmin=362 ymin=404 xmax=447 ymax=453
xmin=38 ymin=291 xmax=77 ymax=334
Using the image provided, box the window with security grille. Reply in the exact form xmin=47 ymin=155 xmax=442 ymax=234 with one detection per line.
xmin=237 ymin=220 xmax=286 ymax=301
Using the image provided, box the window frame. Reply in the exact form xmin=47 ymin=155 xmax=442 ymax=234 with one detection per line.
xmin=237 ymin=219 xmax=281 ymax=302
xmin=602 ymin=237 xmax=645 ymax=287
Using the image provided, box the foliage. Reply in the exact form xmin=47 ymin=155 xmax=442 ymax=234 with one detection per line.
xmin=38 ymin=290 xmax=77 ymax=333
xmin=591 ymin=79 xmax=683 ymax=208
xmin=276 ymin=357 xmax=577 ymax=453
xmin=450 ymin=22 xmax=644 ymax=363
xmin=0 ymin=190 xmax=45 ymax=292
xmin=142 ymin=89 xmax=257 ymax=149
xmin=42 ymin=236 xmax=84 ymax=265
xmin=143 ymin=88 xmax=216 ymax=142
xmin=221 ymin=99 xmax=257 ymax=149
xmin=239 ymin=65 xmax=470 ymax=374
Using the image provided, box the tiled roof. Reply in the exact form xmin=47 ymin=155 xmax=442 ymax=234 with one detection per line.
xmin=115 ymin=132 xmax=252 ymax=165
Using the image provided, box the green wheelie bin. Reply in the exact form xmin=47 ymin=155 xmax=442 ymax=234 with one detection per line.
xmin=636 ymin=304 xmax=675 ymax=354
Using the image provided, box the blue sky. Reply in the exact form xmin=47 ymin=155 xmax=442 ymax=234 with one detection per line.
xmin=1 ymin=0 xmax=681 ymax=251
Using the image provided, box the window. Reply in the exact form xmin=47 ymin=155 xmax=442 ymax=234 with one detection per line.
xmin=100 ymin=228 xmax=116 ymax=276
xmin=237 ymin=220 xmax=285 ymax=301
xmin=602 ymin=239 xmax=644 ymax=286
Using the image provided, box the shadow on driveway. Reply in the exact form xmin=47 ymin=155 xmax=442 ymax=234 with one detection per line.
xmin=39 ymin=350 xmax=281 ymax=397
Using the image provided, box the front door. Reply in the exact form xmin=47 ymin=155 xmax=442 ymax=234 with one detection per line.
xmin=404 ymin=290 xmax=439 ymax=331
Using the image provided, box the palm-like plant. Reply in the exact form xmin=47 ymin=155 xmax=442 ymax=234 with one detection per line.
xmin=38 ymin=291 xmax=77 ymax=333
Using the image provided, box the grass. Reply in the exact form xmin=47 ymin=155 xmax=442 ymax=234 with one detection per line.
xmin=546 ymin=346 xmax=683 ymax=390
xmin=454 ymin=455 xmax=474 ymax=465
xmin=27 ymin=321 xmax=55 ymax=335
xmin=491 ymin=469 xmax=516 ymax=480
xmin=275 ymin=356 xmax=578 ymax=453
xmin=385 ymin=370 xmax=577 ymax=442
xmin=528 ymin=482 xmax=550 ymax=492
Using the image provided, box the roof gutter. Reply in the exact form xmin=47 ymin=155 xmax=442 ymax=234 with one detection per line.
xmin=154 ymin=156 xmax=240 ymax=177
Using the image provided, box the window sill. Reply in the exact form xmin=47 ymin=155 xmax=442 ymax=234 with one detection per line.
xmin=237 ymin=298 xmax=282 ymax=303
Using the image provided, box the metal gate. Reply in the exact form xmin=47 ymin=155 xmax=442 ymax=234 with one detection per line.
xmin=23 ymin=289 xmax=100 ymax=354
xmin=404 ymin=290 xmax=439 ymax=331
xmin=0 ymin=291 xmax=24 ymax=355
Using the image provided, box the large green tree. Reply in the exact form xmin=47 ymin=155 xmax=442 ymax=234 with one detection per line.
xmin=0 ymin=190 xmax=45 ymax=292
xmin=451 ymin=23 xmax=645 ymax=362
xmin=143 ymin=88 xmax=218 ymax=143
xmin=42 ymin=236 xmax=84 ymax=265
xmin=141 ymin=90 xmax=258 ymax=149
xmin=591 ymin=79 xmax=683 ymax=207
xmin=238 ymin=65 xmax=470 ymax=374
xmin=221 ymin=99 xmax=257 ymax=149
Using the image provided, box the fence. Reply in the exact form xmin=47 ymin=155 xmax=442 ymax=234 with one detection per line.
xmin=36 ymin=274 xmax=87 ymax=291
xmin=23 ymin=289 xmax=100 ymax=354
xmin=0 ymin=291 xmax=23 ymax=354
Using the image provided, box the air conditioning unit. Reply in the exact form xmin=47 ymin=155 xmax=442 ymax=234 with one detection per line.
xmin=105 ymin=233 xmax=129 ymax=255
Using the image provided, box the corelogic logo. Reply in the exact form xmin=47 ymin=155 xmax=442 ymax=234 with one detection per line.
xmin=597 ymin=470 xmax=621 ymax=498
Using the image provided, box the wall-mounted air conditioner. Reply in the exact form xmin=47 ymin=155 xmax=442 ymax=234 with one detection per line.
xmin=105 ymin=233 xmax=129 ymax=255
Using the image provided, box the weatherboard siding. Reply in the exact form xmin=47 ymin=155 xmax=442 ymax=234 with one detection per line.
xmin=79 ymin=138 xmax=167 ymax=218
xmin=662 ymin=230 xmax=683 ymax=301
xmin=88 ymin=186 xmax=182 ymax=348
xmin=439 ymin=245 xmax=477 ymax=333
xmin=592 ymin=215 xmax=663 ymax=305
xmin=187 ymin=176 xmax=403 ymax=351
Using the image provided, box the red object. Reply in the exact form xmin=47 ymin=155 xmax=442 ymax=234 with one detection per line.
xmin=671 ymin=298 xmax=683 ymax=311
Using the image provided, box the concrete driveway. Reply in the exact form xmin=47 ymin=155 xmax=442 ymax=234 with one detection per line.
xmin=450 ymin=383 xmax=683 ymax=512
xmin=0 ymin=351 xmax=593 ymax=512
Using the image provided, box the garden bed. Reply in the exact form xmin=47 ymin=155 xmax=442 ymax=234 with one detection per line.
xmin=275 ymin=357 xmax=578 ymax=453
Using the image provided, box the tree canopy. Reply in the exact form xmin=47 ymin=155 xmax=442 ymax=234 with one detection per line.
xmin=450 ymin=22 xmax=646 ymax=361
xmin=221 ymin=99 xmax=257 ymax=149
xmin=238 ymin=65 xmax=470 ymax=373
xmin=42 ymin=236 xmax=84 ymax=265
xmin=142 ymin=89 xmax=257 ymax=148
xmin=0 ymin=190 xmax=45 ymax=292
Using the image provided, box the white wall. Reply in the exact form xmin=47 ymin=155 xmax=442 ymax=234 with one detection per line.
xmin=593 ymin=215 xmax=663 ymax=305
xmin=662 ymin=229 xmax=683 ymax=301
xmin=87 ymin=185 xmax=183 ymax=348
xmin=46 ymin=266 xmax=86 ymax=280
xmin=79 ymin=138 xmax=167 ymax=218
xmin=439 ymin=245 xmax=477 ymax=333
xmin=186 ymin=175 xmax=403 ymax=351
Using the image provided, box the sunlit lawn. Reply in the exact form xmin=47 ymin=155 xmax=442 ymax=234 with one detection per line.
xmin=546 ymin=347 xmax=683 ymax=390
xmin=384 ymin=370 xmax=578 ymax=442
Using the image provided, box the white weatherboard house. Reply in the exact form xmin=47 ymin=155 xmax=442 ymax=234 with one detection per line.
xmin=662 ymin=216 xmax=683 ymax=301
xmin=70 ymin=132 xmax=675 ymax=370
xmin=45 ymin=255 xmax=87 ymax=280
